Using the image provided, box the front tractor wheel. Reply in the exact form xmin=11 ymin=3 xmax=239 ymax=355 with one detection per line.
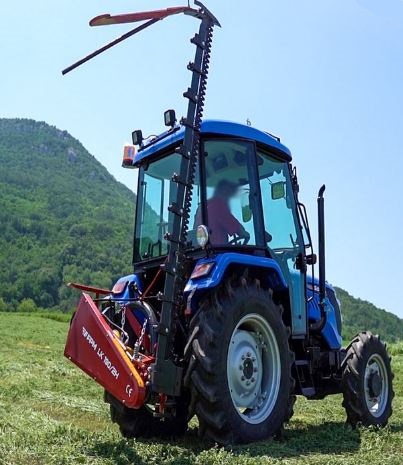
xmin=187 ymin=278 xmax=294 ymax=444
xmin=342 ymin=332 xmax=394 ymax=427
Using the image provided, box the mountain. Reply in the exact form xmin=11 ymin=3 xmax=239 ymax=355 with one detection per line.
xmin=0 ymin=118 xmax=134 ymax=311
xmin=0 ymin=118 xmax=402 ymax=342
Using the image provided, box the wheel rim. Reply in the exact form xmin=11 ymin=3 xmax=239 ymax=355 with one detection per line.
xmin=364 ymin=353 xmax=389 ymax=418
xmin=226 ymin=313 xmax=281 ymax=425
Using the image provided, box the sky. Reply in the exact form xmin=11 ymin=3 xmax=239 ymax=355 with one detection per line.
xmin=1 ymin=0 xmax=403 ymax=318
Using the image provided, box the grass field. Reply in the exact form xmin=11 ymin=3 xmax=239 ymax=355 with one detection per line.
xmin=0 ymin=313 xmax=401 ymax=465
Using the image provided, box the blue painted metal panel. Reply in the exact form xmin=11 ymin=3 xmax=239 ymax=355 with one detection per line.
xmin=111 ymin=274 xmax=149 ymax=327
xmin=184 ymin=253 xmax=288 ymax=294
xmin=306 ymin=276 xmax=342 ymax=350
xmin=111 ymin=274 xmax=143 ymax=301
xmin=134 ymin=120 xmax=292 ymax=165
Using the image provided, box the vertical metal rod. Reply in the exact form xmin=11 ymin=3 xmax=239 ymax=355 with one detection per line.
xmin=151 ymin=15 xmax=214 ymax=396
xmin=318 ymin=184 xmax=326 ymax=306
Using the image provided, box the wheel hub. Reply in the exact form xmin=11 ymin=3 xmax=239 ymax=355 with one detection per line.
xmin=364 ymin=353 xmax=389 ymax=418
xmin=226 ymin=314 xmax=281 ymax=425
xmin=243 ymin=357 xmax=254 ymax=379
xmin=368 ymin=371 xmax=382 ymax=398
xmin=228 ymin=330 xmax=262 ymax=408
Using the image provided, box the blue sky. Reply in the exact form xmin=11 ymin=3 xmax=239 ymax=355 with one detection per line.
xmin=2 ymin=1 xmax=403 ymax=318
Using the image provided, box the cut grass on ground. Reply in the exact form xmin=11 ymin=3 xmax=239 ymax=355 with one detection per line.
xmin=0 ymin=312 xmax=402 ymax=465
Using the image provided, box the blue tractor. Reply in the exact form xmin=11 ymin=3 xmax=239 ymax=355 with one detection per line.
xmin=63 ymin=2 xmax=394 ymax=444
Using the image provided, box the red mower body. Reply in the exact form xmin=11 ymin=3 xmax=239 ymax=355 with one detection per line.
xmin=64 ymin=293 xmax=147 ymax=408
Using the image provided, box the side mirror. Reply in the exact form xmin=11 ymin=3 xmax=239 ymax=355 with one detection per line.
xmin=271 ymin=181 xmax=286 ymax=200
xmin=241 ymin=191 xmax=252 ymax=222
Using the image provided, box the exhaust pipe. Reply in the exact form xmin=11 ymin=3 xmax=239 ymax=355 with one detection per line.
xmin=310 ymin=185 xmax=327 ymax=332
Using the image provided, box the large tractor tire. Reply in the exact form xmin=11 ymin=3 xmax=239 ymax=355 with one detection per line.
xmin=104 ymin=391 xmax=188 ymax=439
xmin=186 ymin=276 xmax=295 ymax=444
xmin=342 ymin=332 xmax=394 ymax=427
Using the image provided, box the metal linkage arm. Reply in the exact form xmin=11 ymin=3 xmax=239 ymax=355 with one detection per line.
xmin=62 ymin=19 xmax=159 ymax=75
xmin=62 ymin=5 xmax=201 ymax=75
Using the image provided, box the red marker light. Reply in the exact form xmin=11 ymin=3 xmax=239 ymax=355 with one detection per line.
xmin=190 ymin=262 xmax=214 ymax=280
xmin=112 ymin=280 xmax=128 ymax=294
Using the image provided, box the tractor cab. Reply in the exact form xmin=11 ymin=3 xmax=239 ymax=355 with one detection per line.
xmin=63 ymin=2 xmax=393 ymax=444
xmin=134 ymin=120 xmax=309 ymax=281
xmin=129 ymin=119 xmax=309 ymax=338
xmin=133 ymin=121 xmax=300 ymax=259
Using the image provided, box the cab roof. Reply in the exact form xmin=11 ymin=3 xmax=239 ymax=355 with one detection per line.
xmin=134 ymin=119 xmax=292 ymax=165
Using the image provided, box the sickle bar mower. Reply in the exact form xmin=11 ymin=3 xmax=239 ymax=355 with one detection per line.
xmin=63 ymin=1 xmax=220 ymax=415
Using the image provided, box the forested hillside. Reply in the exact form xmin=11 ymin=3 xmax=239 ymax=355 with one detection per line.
xmin=0 ymin=118 xmax=401 ymax=341
xmin=0 ymin=118 xmax=134 ymax=311
xmin=335 ymin=287 xmax=403 ymax=342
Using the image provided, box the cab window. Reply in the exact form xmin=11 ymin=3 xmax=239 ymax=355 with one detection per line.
xmin=258 ymin=153 xmax=301 ymax=251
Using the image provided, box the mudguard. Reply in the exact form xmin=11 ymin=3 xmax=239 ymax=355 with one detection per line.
xmin=64 ymin=293 xmax=146 ymax=408
xmin=184 ymin=253 xmax=288 ymax=313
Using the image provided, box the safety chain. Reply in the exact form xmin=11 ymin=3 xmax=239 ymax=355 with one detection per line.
xmin=133 ymin=318 xmax=148 ymax=360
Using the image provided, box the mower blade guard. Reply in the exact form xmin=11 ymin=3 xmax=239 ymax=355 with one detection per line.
xmin=64 ymin=293 xmax=146 ymax=408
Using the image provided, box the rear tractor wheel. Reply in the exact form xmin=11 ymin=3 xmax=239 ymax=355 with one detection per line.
xmin=342 ymin=331 xmax=394 ymax=427
xmin=186 ymin=277 xmax=295 ymax=444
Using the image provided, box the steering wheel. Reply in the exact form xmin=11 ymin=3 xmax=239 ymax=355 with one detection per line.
xmin=228 ymin=232 xmax=250 ymax=246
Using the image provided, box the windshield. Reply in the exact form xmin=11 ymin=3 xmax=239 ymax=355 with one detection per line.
xmin=134 ymin=152 xmax=200 ymax=261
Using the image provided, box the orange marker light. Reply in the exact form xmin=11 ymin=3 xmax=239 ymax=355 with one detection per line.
xmin=122 ymin=144 xmax=136 ymax=168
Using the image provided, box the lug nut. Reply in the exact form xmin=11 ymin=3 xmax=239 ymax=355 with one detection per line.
xmin=247 ymin=352 xmax=251 ymax=357
xmin=241 ymin=355 xmax=246 ymax=360
xmin=251 ymin=377 xmax=255 ymax=383
xmin=254 ymin=367 xmax=258 ymax=373
xmin=251 ymin=357 xmax=256 ymax=362
xmin=241 ymin=376 xmax=245 ymax=381
xmin=239 ymin=365 xmax=243 ymax=371
xmin=246 ymin=380 xmax=251 ymax=386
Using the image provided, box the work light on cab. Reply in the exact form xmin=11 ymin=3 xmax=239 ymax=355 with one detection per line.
xmin=132 ymin=129 xmax=143 ymax=146
xmin=164 ymin=109 xmax=177 ymax=128
xmin=196 ymin=224 xmax=209 ymax=248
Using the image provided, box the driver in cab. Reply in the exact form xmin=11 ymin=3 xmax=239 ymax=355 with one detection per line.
xmin=195 ymin=179 xmax=250 ymax=245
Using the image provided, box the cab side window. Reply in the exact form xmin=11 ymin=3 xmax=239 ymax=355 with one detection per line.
xmin=258 ymin=154 xmax=300 ymax=251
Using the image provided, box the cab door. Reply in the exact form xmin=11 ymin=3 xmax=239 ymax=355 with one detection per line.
xmin=257 ymin=152 xmax=307 ymax=336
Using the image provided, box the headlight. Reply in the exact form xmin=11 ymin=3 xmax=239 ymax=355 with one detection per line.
xmin=196 ymin=225 xmax=209 ymax=248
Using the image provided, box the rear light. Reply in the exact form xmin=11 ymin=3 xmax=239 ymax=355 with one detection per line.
xmin=112 ymin=280 xmax=128 ymax=294
xmin=122 ymin=144 xmax=136 ymax=168
xmin=190 ymin=262 xmax=214 ymax=279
